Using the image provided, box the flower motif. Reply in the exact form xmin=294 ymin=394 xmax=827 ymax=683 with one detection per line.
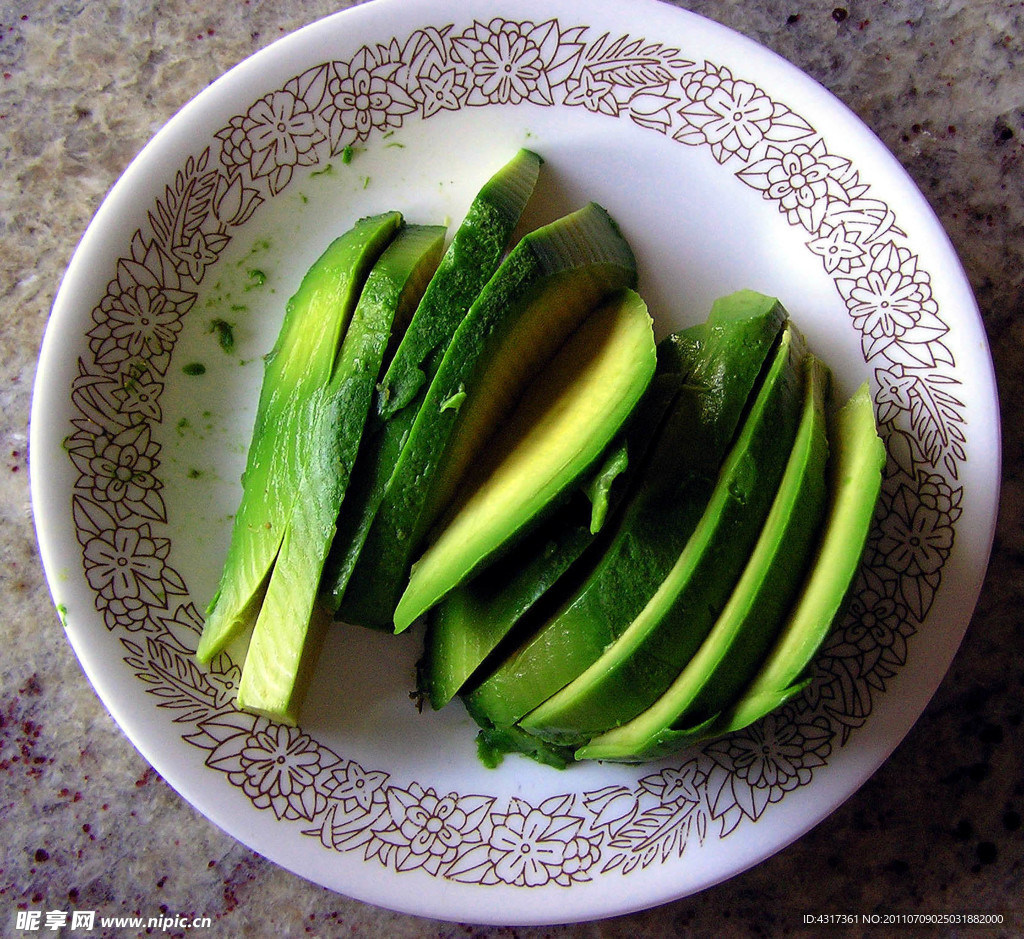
xmin=845 ymin=268 xmax=926 ymax=340
xmin=840 ymin=588 xmax=906 ymax=653
xmin=78 ymin=425 xmax=160 ymax=509
xmin=701 ymin=80 xmax=773 ymax=148
xmin=381 ymin=784 xmax=489 ymax=874
xmin=836 ymin=242 xmax=948 ymax=365
xmin=641 ymin=761 xmax=706 ymax=807
xmin=705 ymin=711 xmax=832 ymax=831
xmin=808 ymin=222 xmax=864 ymax=274
xmin=174 ymin=229 xmax=226 ymax=282
xmin=319 ymin=761 xmax=387 ymax=815
xmin=329 ymin=56 xmax=416 ymax=138
xmin=84 ymin=525 xmax=165 ymax=599
xmin=399 ymin=792 xmax=467 ymax=860
xmin=205 ymin=657 xmax=243 ymax=709
xmin=111 ymin=368 xmax=163 ymax=423
xmin=582 ymin=785 xmax=638 ymax=834
xmin=768 ymin=150 xmax=825 ymax=210
xmin=239 ymin=724 xmax=323 ymax=819
xmin=875 ymin=365 xmax=918 ymax=423
xmin=243 ymin=89 xmax=320 ymax=174
xmin=475 ymin=23 xmax=542 ymax=104
xmin=728 ymin=716 xmax=807 ymax=790
xmin=680 ymin=60 xmax=732 ymax=104
xmin=629 ymin=91 xmax=680 ymax=133
xmin=418 ymin=66 xmax=468 ymax=118
xmin=918 ymin=473 xmax=961 ymax=521
xmin=101 ymin=593 xmax=150 ymax=632
xmin=326 ymin=761 xmax=389 ymax=814
xmin=216 ymin=115 xmax=255 ymax=172
xmin=877 ymin=499 xmax=953 ymax=576
xmin=564 ymin=69 xmax=618 ymax=115
xmin=213 ymin=173 xmax=263 ymax=228
xmin=738 ymin=141 xmax=849 ymax=231
xmin=560 ymin=836 xmax=599 ymax=877
xmin=454 ymin=18 xmax=572 ymax=107
xmin=97 ymin=284 xmax=186 ymax=363
xmin=490 ymin=807 xmax=571 ymax=886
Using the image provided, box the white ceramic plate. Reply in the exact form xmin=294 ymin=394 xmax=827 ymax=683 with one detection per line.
xmin=31 ymin=0 xmax=1000 ymax=925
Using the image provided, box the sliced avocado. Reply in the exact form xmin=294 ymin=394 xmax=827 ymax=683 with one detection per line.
xmin=196 ymin=212 xmax=402 ymax=665
xmin=462 ymin=291 xmax=788 ymax=731
xmin=522 ymin=329 xmax=811 ymax=747
xmin=320 ymin=150 xmax=542 ymax=611
xmin=422 ymin=324 xmax=704 ymax=711
xmin=337 ymin=202 xmax=638 ymax=629
xmin=422 ymin=352 xmax=691 ymax=711
xmin=422 ymin=327 xmax=703 ymax=711
xmin=228 ymin=222 xmax=445 ymax=722
xmin=708 ymin=380 xmax=884 ymax=736
xmin=394 ymin=288 xmax=657 ymax=630
xmin=573 ymin=354 xmax=831 ymax=762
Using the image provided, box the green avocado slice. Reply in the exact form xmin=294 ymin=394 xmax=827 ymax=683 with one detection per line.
xmin=706 ymin=380 xmax=884 ymax=737
xmin=229 ymin=222 xmax=445 ymax=722
xmin=573 ymin=354 xmax=831 ymax=762
xmin=523 ymin=327 xmax=810 ymax=746
xmin=394 ymin=287 xmax=657 ymax=630
xmin=337 ymin=202 xmax=638 ymax=629
xmin=462 ymin=291 xmax=789 ymax=731
xmin=320 ymin=150 xmax=542 ymax=612
xmin=196 ymin=212 xmax=403 ymax=666
xmin=422 ymin=330 xmax=701 ymax=711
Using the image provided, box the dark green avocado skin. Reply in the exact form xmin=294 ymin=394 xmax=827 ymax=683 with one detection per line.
xmin=521 ymin=324 xmax=810 ymax=747
xmin=320 ymin=150 xmax=542 ymax=615
xmin=463 ymin=291 xmax=789 ymax=734
xmin=337 ymin=202 xmax=637 ymax=629
xmin=422 ymin=330 xmax=699 ymax=711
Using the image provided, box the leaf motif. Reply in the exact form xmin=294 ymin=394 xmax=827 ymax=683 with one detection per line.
xmin=73 ymin=495 xmax=117 ymax=539
xmin=539 ymin=793 xmax=575 ymax=817
xmin=765 ymin=104 xmax=814 ymax=142
xmin=673 ymin=123 xmax=707 ymax=147
xmin=444 ymin=843 xmax=493 ymax=882
xmin=900 ymin=572 xmax=934 ymax=621
xmin=269 ymin=163 xmax=293 ymax=196
xmin=292 ymin=63 xmax=331 ymax=112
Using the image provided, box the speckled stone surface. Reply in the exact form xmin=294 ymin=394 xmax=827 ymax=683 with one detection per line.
xmin=2 ymin=1 xmax=1022 ymax=935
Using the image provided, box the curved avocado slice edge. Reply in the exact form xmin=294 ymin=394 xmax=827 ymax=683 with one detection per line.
xmin=577 ymin=372 xmax=882 ymax=762
xmin=197 ymin=211 xmax=403 ymax=666
xmin=394 ymin=287 xmax=658 ymax=631
xmin=462 ymin=293 xmax=789 ymax=731
xmin=706 ymin=380 xmax=885 ymax=737
xmin=573 ymin=353 xmax=832 ymax=761
xmin=422 ymin=333 xmax=696 ymax=711
xmin=522 ymin=328 xmax=815 ymax=747
xmin=321 ymin=150 xmax=542 ymax=613
xmin=233 ymin=223 xmax=445 ymax=722
xmin=337 ymin=202 xmax=637 ymax=629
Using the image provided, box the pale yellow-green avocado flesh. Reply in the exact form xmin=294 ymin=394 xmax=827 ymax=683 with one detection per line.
xmin=393 ymin=288 xmax=657 ymax=631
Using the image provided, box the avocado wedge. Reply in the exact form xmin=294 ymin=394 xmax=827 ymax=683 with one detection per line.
xmin=573 ymin=354 xmax=831 ymax=761
xmin=228 ymin=223 xmax=445 ymax=722
xmin=196 ymin=212 xmax=402 ymax=666
xmin=336 ymin=202 xmax=638 ymax=629
xmin=422 ymin=331 xmax=700 ymax=711
xmin=706 ymin=380 xmax=884 ymax=737
xmin=463 ymin=291 xmax=789 ymax=731
xmin=321 ymin=150 xmax=542 ymax=612
xmin=522 ymin=327 xmax=812 ymax=747
xmin=394 ymin=287 xmax=657 ymax=630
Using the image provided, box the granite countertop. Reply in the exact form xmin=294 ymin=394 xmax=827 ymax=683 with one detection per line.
xmin=2 ymin=0 xmax=1022 ymax=935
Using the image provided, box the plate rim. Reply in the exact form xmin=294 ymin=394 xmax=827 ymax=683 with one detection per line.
xmin=29 ymin=0 xmax=1001 ymax=924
